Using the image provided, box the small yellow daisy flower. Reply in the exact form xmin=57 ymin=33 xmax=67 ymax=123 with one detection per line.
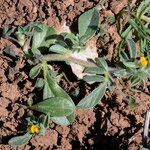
xmin=140 ymin=56 xmax=148 ymax=67
xmin=28 ymin=124 xmax=40 ymax=134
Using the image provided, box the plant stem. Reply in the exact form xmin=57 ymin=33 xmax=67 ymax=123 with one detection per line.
xmin=42 ymin=54 xmax=97 ymax=67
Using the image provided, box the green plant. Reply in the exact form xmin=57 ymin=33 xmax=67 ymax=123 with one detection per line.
xmin=6 ymin=8 xmax=100 ymax=146
xmin=118 ymin=0 xmax=150 ymax=55
xmin=4 ymin=1 xmax=150 ymax=146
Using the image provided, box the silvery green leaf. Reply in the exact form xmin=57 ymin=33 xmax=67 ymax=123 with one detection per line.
xmin=30 ymin=97 xmax=75 ymax=117
xmin=84 ymin=67 xmax=105 ymax=74
xmin=44 ymin=65 xmax=74 ymax=103
xmin=144 ymin=66 xmax=150 ymax=74
xmin=121 ymin=25 xmax=133 ymax=39
xmin=137 ymin=0 xmax=150 ymax=18
xmin=8 ymin=133 xmax=32 ymax=146
xmin=49 ymin=44 xmax=70 ymax=54
xmin=107 ymin=80 xmax=113 ymax=93
xmin=83 ymin=75 xmax=105 ymax=83
xmin=77 ymin=82 xmax=107 ymax=109
xmin=96 ymin=57 xmax=108 ymax=70
xmin=64 ymin=33 xmax=78 ymax=45
xmin=129 ymin=19 xmax=145 ymax=38
xmin=123 ymin=61 xmax=137 ymax=68
xmin=113 ymin=69 xmax=128 ymax=77
xmin=42 ymin=114 xmax=50 ymax=128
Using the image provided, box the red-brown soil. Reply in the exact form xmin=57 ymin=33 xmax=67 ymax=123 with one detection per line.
xmin=0 ymin=0 xmax=149 ymax=150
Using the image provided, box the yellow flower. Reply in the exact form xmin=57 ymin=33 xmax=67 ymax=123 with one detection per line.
xmin=140 ymin=56 xmax=148 ymax=67
xmin=28 ymin=124 xmax=40 ymax=134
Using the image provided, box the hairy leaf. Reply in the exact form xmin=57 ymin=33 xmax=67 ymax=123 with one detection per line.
xmin=8 ymin=133 xmax=32 ymax=146
xmin=77 ymin=82 xmax=107 ymax=109
xmin=30 ymin=97 xmax=75 ymax=117
xmin=84 ymin=67 xmax=105 ymax=74
xmin=96 ymin=57 xmax=108 ymax=70
xmin=49 ymin=44 xmax=70 ymax=54
xmin=123 ymin=61 xmax=137 ymax=68
xmin=83 ymin=75 xmax=105 ymax=83
xmin=79 ymin=8 xmax=99 ymax=43
xmin=119 ymin=50 xmax=129 ymax=61
xmin=113 ymin=69 xmax=128 ymax=77
xmin=44 ymin=64 xmax=73 ymax=103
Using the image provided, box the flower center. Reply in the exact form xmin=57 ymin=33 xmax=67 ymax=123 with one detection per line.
xmin=28 ymin=124 xmax=39 ymax=134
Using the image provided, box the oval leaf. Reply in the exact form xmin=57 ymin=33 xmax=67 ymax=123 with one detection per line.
xmin=84 ymin=67 xmax=105 ymax=74
xmin=113 ymin=69 xmax=128 ymax=77
xmin=77 ymin=82 xmax=107 ymax=109
xmin=123 ymin=61 xmax=137 ymax=68
xmin=83 ymin=75 xmax=105 ymax=83
xmin=49 ymin=44 xmax=70 ymax=54
xmin=30 ymin=97 xmax=75 ymax=117
xmin=8 ymin=133 xmax=32 ymax=146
